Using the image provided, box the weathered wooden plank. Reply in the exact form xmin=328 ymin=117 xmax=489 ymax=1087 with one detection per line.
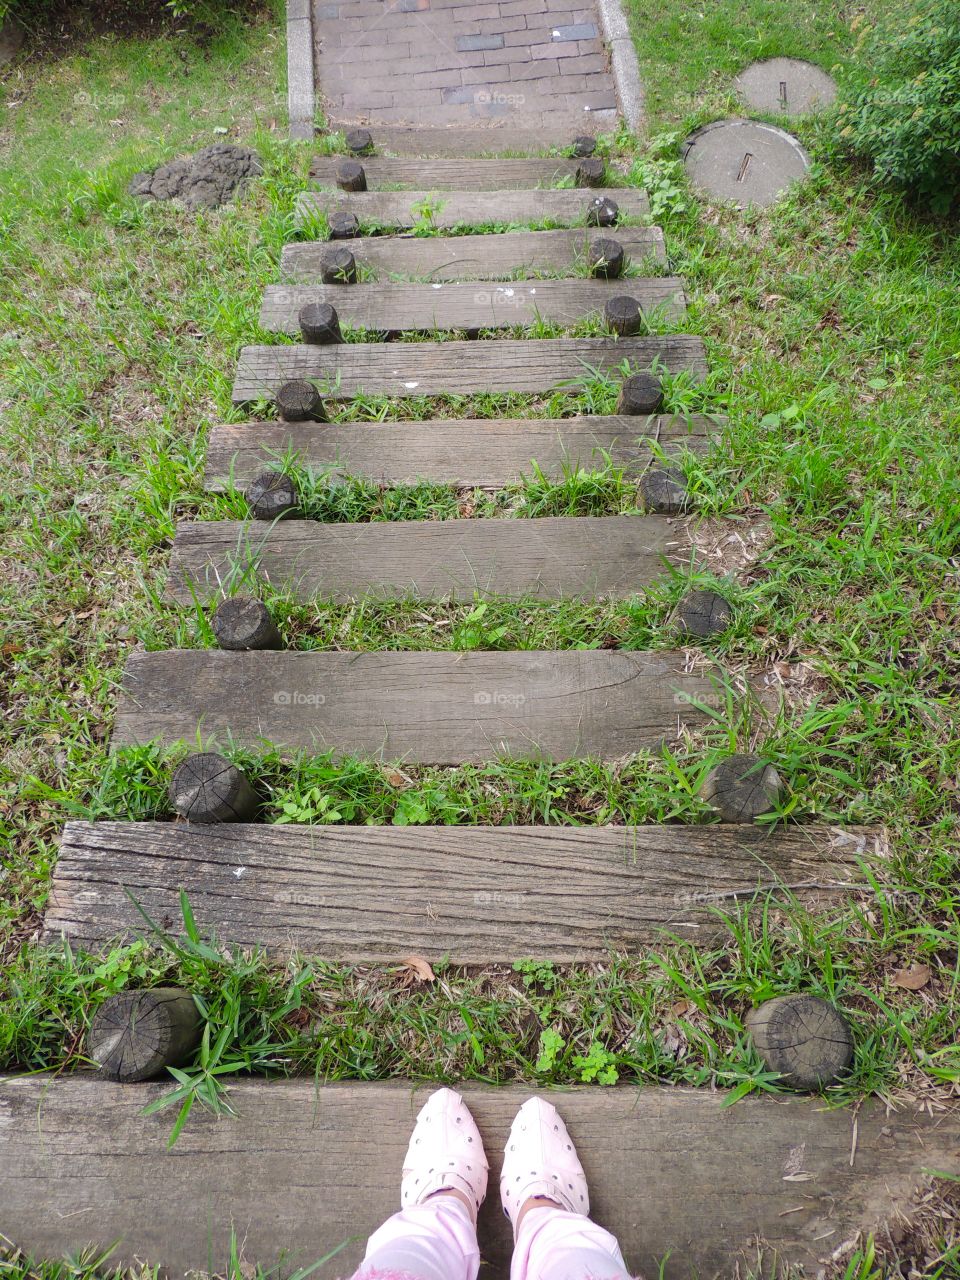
xmin=112 ymin=650 xmax=723 ymax=760
xmin=44 ymin=820 xmax=875 ymax=961
xmin=296 ymin=187 xmax=649 ymax=231
xmin=311 ymin=157 xmax=589 ymax=190
xmin=166 ymin=515 xmax=691 ymax=604
xmin=205 ymin=415 xmax=718 ymax=491
xmin=232 ymin=337 xmax=707 ymax=402
xmin=2 ymin=1078 xmax=955 ymax=1280
xmin=260 ymin=278 xmax=687 ymax=334
xmin=281 ymin=227 xmax=668 ymax=283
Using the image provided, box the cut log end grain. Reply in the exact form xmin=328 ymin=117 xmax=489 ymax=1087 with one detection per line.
xmin=639 ymin=466 xmax=688 ymax=515
xmin=212 ymin=596 xmax=282 ymax=651
xmin=746 ymin=995 xmax=854 ymax=1090
xmin=617 ymin=372 xmax=664 ymax=415
xmin=701 ymin=753 xmax=783 ymax=822
xmin=329 ymin=211 xmax=360 ymax=239
xmin=246 ymin=470 xmax=299 ymax=520
xmin=604 ymin=294 xmax=642 ymax=336
xmin=587 ymin=196 xmax=619 ymax=227
xmin=589 ymin=237 xmax=624 ymax=279
xmin=572 ymin=134 xmax=597 ymax=157
xmin=298 ymin=301 xmax=342 ymax=345
xmin=276 ymin=378 xmax=327 ymax=422
xmin=169 ymin=752 xmax=260 ymax=824
xmin=320 ymin=246 xmax=358 ymax=284
xmin=336 ymin=160 xmax=367 ymax=192
xmin=676 ymin=589 xmax=733 ymax=638
xmin=577 ymin=157 xmax=606 ymax=187
xmin=88 ymin=988 xmax=203 ymax=1083
xmin=344 ymin=128 xmax=373 ymax=154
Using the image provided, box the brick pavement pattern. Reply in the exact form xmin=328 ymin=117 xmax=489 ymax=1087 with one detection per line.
xmin=313 ymin=0 xmax=619 ymax=140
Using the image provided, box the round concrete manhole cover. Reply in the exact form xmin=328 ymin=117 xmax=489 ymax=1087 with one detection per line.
xmin=735 ymin=57 xmax=838 ymax=115
xmin=682 ymin=119 xmax=811 ymax=208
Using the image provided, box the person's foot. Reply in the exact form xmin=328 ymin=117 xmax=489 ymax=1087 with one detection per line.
xmin=401 ymin=1088 xmax=489 ymax=1220
xmin=500 ymin=1096 xmax=590 ymax=1235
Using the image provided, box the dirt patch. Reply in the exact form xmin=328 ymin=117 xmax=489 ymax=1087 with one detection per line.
xmin=129 ymin=143 xmax=263 ymax=209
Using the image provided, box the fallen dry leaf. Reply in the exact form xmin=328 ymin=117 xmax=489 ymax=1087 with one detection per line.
xmin=401 ymin=956 xmax=436 ymax=985
xmin=891 ymin=964 xmax=931 ymax=991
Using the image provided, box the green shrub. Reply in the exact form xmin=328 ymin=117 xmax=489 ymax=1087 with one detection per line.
xmin=837 ymin=0 xmax=960 ymax=209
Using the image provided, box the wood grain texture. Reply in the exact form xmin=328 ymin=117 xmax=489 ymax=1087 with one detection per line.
xmin=296 ymin=187 xmax=650 ymax=231
xmin=2 ymin=1077 xmax=956 ymax=1280
xmin=260 ymin=278 xmax=686 ymax=334
xmin=205 ymin=415 xmax=719 ymax=490
xmin=280 ymin=227 xmax=667 ymax=283
xmin=112 ymin=650 xmax=723 ymax=760
xmin=44 ymin=821 xmax=876 ymax=961
xmin=310 ymin=157 xmax=589 ymax=189
xmin=166 ymin=515 xmax=693 ymax=604
xmin=232 ymin=337 xmax=707 ymax=402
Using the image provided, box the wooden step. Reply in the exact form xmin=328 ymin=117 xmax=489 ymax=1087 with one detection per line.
xmin=296 ymin=187 xmax=649 ymax=232
xmin=167 ymin=515 xmax=692 ymax=605
xmin=4 ymin=1077 xmax=955 ymax=1280
xmin=232 ymin=337 xmax=707 ymax=403
xmin=112 ymin=650 xmax=724 ymax=760
xmin=206 ymin=415 xmax=718 ymax=491
xmin=281 ymin=227 xmax=667 ymax=283
xmin=260 ymin=278 xmax=686 ymax=335
xmin=46 ymin=820 xmax=873 ymax=961
xmin=334 ymin=123 xmax=611 ymax=157
xmin=311 ymin=156 xmax=591 ymax=190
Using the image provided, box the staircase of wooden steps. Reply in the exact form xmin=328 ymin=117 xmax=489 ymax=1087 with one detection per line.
xmin=14 ymin=144 xmax=947 ymax=1280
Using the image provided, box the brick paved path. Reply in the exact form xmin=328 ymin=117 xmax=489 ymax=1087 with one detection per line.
xmin=313 ymin=0 xmax=619 ymax=143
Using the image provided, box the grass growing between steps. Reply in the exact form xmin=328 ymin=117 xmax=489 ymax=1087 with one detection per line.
xmin=1 ymin=0 xmax=959 ymax=1157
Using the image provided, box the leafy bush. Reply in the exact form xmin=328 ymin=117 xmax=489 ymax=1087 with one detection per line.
xmin=837 ymin=0 xmax=960 ymax=209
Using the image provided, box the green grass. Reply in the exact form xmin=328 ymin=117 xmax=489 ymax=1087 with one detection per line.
xmin=1 ymin=0 xmax=959 ymax=1210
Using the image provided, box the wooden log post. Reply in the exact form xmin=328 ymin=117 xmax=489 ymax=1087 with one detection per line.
xmin=676 ymin=589 xmax=733 ymax=638
xmin=701 ymin=753 xmax=783 ymax=822
xmin=88 ymin=988 xmax=203 ymax=1083
xmin=576 ymin=157 xmax=606 ymax=188
xmin=328 ymin=211 xmax=359 ymax=240
xmin=345 ymin=127 xmax=373 ymax=154
xmin=320 ymin=246 xmax=358 ymax=284
xmin=212 ymin=596 xmax=283 ymax=651
xmin=639 ymin=466 xmax=688 ymax=514
xmin=246 ymin=470 xmax=299 ymax=520
xmin=589 ymin=237 xmax=624 ymax=279
xmin=299 ymin=301 xmax=342 ymax=345
xmin=276 ymin=378 xmax=327 ymax=422
xmin=572 ymin=134 xmax=597 ymax=157
xmin=604 ymin=294 xmax=642 ymax=336
xmin=336 ymin=160 xmax=367 ymax=192
xmin=746 ymin=995 xmax=854 ymax=1090
xmin=617 ymin=371 xmax=663 ymax=415
xmin=169 ymin=751 xmax=259 ymax=823
xmin=587 ymin=196 xmax=619 ymax=227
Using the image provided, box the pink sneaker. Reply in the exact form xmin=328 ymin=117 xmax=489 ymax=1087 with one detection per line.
xmin=401 ymin=1088 xmax=489 ymax=1220
xmin=500 ymin=1096 xmax=590 ymax=1233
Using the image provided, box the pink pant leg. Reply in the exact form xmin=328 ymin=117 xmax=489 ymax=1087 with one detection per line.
xmin=510 ymin=1207 xmax=634 ymax=1280
xmin=352 ymin=1196 xmax=480 ymax=1280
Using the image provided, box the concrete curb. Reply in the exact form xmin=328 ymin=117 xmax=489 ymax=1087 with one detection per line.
xmin=594 ymin=0 xmax=644 ymax=137
xmin=286 ymin=0 xmax=315 ymax=141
